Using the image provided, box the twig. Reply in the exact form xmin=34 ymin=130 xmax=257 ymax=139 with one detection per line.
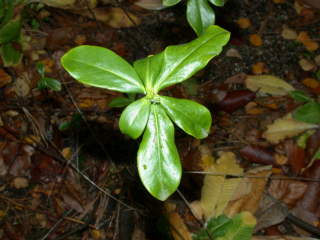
xmin=185 ymin=171 xmax=320 ymax=182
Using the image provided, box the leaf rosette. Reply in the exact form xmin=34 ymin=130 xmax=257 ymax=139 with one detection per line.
xmin=61 ymin=25 xmax=230 ymax=200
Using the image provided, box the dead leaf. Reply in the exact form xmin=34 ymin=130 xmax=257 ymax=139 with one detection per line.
xmin=224 ymin=166 xmax=272 ymax=217
xmin=281 ymin=26 xmax=298 ymax=40
xmin=245 ymin=75 xmax=295 ymax=96
xmin=0 ymin=69 xmax=12 ymax=88
xmin=12 ymin=177 xmax=29 ymax=189
xmin=236 ymin=18 xmax=251 ymax=29
xmin=263 ymin=114 xmax=318 ymax=144
xmin=135 ymin=0 xmax=165 ymax=10
xmin=200 ymin=152 xmax=243 ymax=220
xmin=252 ymin=62 xmax=268 ymax=74
xmin=299 ymin=59 xmax=316 ymax=71
xmin=254 ymin=194 xmax=289 ymax=232
xmin=249 ymin=34 xmax=263 ymax=46
xmin=40 ymin=0 xmax=97 ymax=9
xmin=302 ymin=78 xmax=319 ymax=89
xmin=164 ymin=202 xmax=192 ymax=240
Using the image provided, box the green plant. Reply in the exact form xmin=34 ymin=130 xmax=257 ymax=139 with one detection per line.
xmin=163 ymin=0 xmax=227 ymax=36
xmin=61 ymin=25 xmax=230 ymax=200
xmin=36 ymin=62 xmax=62 ymax=91
xmin=193 ymin=212 xmax=256 ymax=240
xmin=0 ymin=0 xmax=23 ymax=66
xmin=290 ymin=90 xmax=320 ymax=124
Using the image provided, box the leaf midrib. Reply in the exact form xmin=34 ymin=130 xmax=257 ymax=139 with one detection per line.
xmin=69 ymin=58 xmax=143 ymax=90
xmin=155 ymin=30 xmax=225 ymax=91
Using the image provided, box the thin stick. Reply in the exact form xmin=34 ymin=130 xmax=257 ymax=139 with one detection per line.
xmin=185 ymin=171 xmax=320 ymax=182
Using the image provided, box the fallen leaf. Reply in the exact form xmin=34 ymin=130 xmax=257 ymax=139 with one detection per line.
xmin=302 ymin=78 xmax=319 ymax=89
xmin=217 ymin=90 xmax=256 ymax=113
xmin=249 ymin=34 xmax=263 ymax=46
xmin=200 ymin=152 xmax=243 ymax=220
xmin=299 ymin=59 xmax=316 ymax=71
xmin=236 ymin=18 xmax=251 ymax=29
xmin=273 ymin=0 xmax=286 ymax=3
xmin=254 ymin=194 xmax=289 ymax=232
xmin=40 ymin=0 xmax=97 ymax=9
xmin=12 ymin=177 xmax=29 ymax=189
xmin=281 ymin=26 xmax=298 ymax=40
xmin=164 ymin=202 xmax=192 ymax=240
xmin=224 ymin=166 xmax=272 ymax=217
xmin=263 ymin=114 xmax=318 ymax=144
xmin=245 ymin=75 xmax=295 ymax=96
xmin=0 ymin=69 xmax=12 ymax=88
xmin=135 ymin=0 xmax=165 ymax=10
xmin=252 ymin=62 xmax=268 ymax=74
xmin=240 ymin=145 xmax=276 ymax=165
xmin=300 ymin=0 xmax=320 ymax=10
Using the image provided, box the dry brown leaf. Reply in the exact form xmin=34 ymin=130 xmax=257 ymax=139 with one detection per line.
xmin=200 ymin=152 xmax=243 ymax=220
xmin=93 ymin=8 xmax=141 ymax=28
xmin=164 ymin=202 xmax=192 ymax=240
xmin=252 ymin=62 xmax=268 ymax=74
xmin=236 ymin=18 xmax=251 ymax=29
xmin=135 ymin=0 xmax=165 ymax=10
xmin=0 ymin=69 xmax=12 ymax=88
xmin=249 ymin=34 xmax=263 ymax=46
xmin=224 ymin=166 xmax=272 ymax=217
xmin=245 ymin=75 xmax=295 ymax=96
xmin=263 ymin=114 xmax=318 ymax=144
xmin=302 ymin=78 xmax=320 ymax=89
xmin=40 ymin=0 xmax=97 ymax=9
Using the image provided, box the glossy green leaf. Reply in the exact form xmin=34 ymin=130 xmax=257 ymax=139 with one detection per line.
xmin=160 ymin=96 xmax=211 ymax=139
xmin=61 ymin=45 xmax=146 ymax=94
xmin=133 ymin=52 xmax=164 ymax=91
xmin=208 ymin=0 xmax=226 ymax=7
xmin=293 ymin=102 xmax=320 ymax=124
xmin=0 ymin=42 xmax=22 ymax=66
xmin=109 ymin=96 xmax=134 ymax=108
xmin=0 ymin=19 xmax=21 ymax=44
xmin=137 ymin=104 xmax=181 ymax=201
xmin=187 ymin=0 xmax=215 ymax=36
xmin=163 ymin=0 xmax=181 ymax=7
xmin=36 ymin=62 xmax=45 ymax=77
xmin=119 ymin=98 xmax=151 ymax=139
xmin=150 ymin=25 xmax=230 ymax=92
xmin=289 ymin=90 xmax=312 ymax=103
xmin=37 ymin=77 xmax=61 ymax=91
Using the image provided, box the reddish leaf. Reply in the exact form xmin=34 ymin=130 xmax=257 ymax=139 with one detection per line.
xmin=285 ymin=140 xmax=306 ymax=174
xmin=297 ymin=161 xmax=320 ymax=212
xmin=217 ymin=90 xmax=256 ymax=113
xmin=240 ymin=145 xmax=275 ymax=165
xmin=306 ymin=130 xmax=320 ymax=160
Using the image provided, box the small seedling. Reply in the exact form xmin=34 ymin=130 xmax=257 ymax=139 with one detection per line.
xmin=61 ymin=25 xmax=230 ymax=200
xmin=36 ymin=62 xmax=61 ymax=91
xmin=163 ymin=0 xmax=227 ymax=36
xmin=193 ymin=212 xmax=256 ymax=240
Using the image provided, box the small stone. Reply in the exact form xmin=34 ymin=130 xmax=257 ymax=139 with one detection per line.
xmin=314 ymin=55 xmax=320 ymax=66
xmin=226 ymin=48 xmax=242 ymax=59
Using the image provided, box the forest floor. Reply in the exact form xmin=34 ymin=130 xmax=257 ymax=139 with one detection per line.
xmin=0 ymin=0 xmax=320 ymax=239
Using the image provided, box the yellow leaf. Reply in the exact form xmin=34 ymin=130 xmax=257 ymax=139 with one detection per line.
xmin=200 ymin=152 xmax=243 ymax=220
xmin=245 ymin=75 xmax=295 ymax=96
xmin=224 ymin=166 xmax=272 ymax=217
xmin=263 ymin=114 xmax=318 ymax=144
